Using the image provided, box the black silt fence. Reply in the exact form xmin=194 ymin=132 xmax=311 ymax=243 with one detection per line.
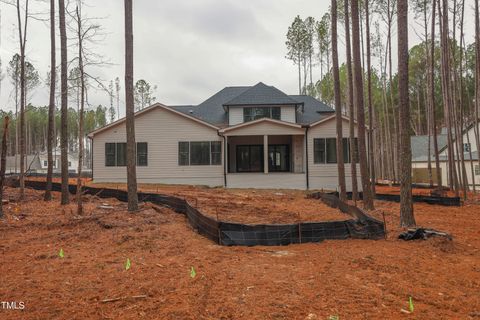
xmin=341 ymin=191 xmax=460 ymax=207
xmin=15 ymin=180 xmax=385 ymax=246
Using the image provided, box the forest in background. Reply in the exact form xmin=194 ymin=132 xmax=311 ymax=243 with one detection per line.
xmin=285 ymin=0 xmax=480 ymax=204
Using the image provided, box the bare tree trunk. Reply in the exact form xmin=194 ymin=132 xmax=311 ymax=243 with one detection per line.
xmin=387 ymin=0 xmax=398 ymax=184
xmin=438 ymin=0 xmax=459 ymax=194
xmin=475 ymin=0 xmax=480 ymax=187
xmin=365 ymin=0 xmax=375 ymax=195
xmin=380 ymin=47 xmax=393 ymax=181
xmin=298 ymin=53 xmax=302 ymax=95
xmin=76 ymin=5 xmax=85 ymax=215
xmin=351 ymin=0 xmax=374 ymax=210
xmin=16 ymin=0 xmax=28 ymax=200
xmin=59 ymin=0 xmax=69 ymax=205
xmin=429 ymin=0 xmax=442 ymax=187
xmin=0 ymin=117 xmax=9 ymax=218
xmin=331 ymin=0 xmax=346 ymax=201
xmin=344 ymin=0 xmax=358 ymax=202
xmin=397 ymin=0 xmax=415 ymax=227
xmin=424 ymin=0 xmax=433 ymax=187
xmin=125 ymin=0 xmax=138 ymax=212
xmin=44 ymin=0 xmax=55 ymax=201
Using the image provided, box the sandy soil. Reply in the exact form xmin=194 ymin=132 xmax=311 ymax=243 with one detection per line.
xmin=94 ymin=183 xmax=349 ymax=224
xmin=0 ymin=186 xmax=479 ymax=319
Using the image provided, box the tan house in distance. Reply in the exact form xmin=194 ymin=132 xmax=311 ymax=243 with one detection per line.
xmin=88 ymin=82 xmax=362 ymax=190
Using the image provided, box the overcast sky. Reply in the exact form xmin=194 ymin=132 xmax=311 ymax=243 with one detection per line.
xmin=0 ymin=0 xmax=475 ymax=117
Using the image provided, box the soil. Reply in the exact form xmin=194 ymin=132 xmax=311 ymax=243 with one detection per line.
xmin=0 ymin=185 xmax=479 ymax=319
xmin=95 ymin=183 xmax=349 ymax=224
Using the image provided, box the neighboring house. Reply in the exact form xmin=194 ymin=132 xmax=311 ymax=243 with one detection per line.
xmin=88 ymin=82 xmax=362 ymax=190
xmin=411 ymin=124 xmax=480 ymax=187
xmin=6 ymin=149 xmax=79 ymax=174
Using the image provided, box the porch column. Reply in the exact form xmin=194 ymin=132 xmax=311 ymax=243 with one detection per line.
xmin=264 ymin=135 xmax=268 ymax=174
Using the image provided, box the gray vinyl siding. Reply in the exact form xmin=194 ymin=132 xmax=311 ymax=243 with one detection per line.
xmin=226 ymin=173 xmax=306 ymax=189
xmin=228 ymin=106 xmax=297 ymax=125
xmin=92 ymin=107 xmax=223 ymax=186
xmin=307 ymin=117 xmax=362 ymax=192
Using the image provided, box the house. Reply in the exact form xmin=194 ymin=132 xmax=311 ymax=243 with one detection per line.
xmin=88 ymin=82 xmax=362 ymax=190
xmin=411 ymin=124 xmax=480 ymax=187
xmin=5 ymin=149 xmax=79 ymax=174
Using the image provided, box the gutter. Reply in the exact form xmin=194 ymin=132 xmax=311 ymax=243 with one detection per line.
xmin=302 ymin=124 xmax=310 ymax=190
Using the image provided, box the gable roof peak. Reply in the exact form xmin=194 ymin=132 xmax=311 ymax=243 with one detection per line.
xmin=223 ymin=82 xmax=301 ymax=107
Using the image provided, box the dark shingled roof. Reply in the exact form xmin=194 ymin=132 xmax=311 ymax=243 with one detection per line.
xmin=290 ymin=95 xmax=335 ymax=124
xmin=223 ymin=82 xmax=301 ymax=106
xmin=410 ymin=135 xmax=448 ymax=161
xmin=170 ymin=83 xmax=335 ymax=127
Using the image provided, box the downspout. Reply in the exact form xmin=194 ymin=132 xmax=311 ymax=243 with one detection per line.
xmin=304 ymin=125 xmax=309 ymax=190
xmin=217 ymin=130 xmax=227 ymax=188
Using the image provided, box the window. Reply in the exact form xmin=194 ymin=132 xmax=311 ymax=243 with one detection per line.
xmin=475 ymin=165 xmax=480 ymax=176
xmin=211 ymin=141 xmax=222 ymax=165
xmin=178 ymin=141 xmax=222 ymax=166
xmin=326 ymin=138 xmax=337 ymax=163
xmin=342 ymin=138 xmax=349 ymax=163
xmin=314 ymin=137 xmax=358 ymax=164
xmin=313 ymin=138 xmax=326 ymax=164
xmin=68 ymin=161 xmax=72 ymax=167
xmin=137 ymin=142 xmax=148 ymax=166
xmin=243 ymin=107 xmax=281 ymax=122
xmin=464 ymin=143 xmax=471 ymax=152
xmin=190 ymin=142 xmax=211 ymax=165
xmin=178 ymin=142 xmax=190 ymax=166
xmin=105 ymin=142 xmax=148 ymax=167
xmin=43 ymin=160 xmax=48 ymax=167
xmin=116 ymin=143 xmax=127 ymax=166
xmin=105 ymin=143 xmax=116 ymax=166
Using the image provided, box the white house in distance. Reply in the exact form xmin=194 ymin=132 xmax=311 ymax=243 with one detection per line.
xmin=88 ymin=82 xmax=362 ymax=190
xmin=411 ymin=124 xmax=480 ymax=188
xmin=5 ymin=148 xmax=79 ymax=174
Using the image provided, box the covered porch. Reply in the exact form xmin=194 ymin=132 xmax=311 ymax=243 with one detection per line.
xmin=219 ymin=118 xmax=307 ymax=189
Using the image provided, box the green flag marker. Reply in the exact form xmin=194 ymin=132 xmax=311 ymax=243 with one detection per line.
xmin=409 ymin=296 xmax=414 ymax=313
xmin=59 ymin=248 xmax=64 ymax=259
xmin=190 ymin=266 xmax=196 ymax=278
xmin=125 ymin=258 xmax=131 ymax=271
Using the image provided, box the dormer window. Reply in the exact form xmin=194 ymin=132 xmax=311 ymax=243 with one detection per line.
xmin=243 ymin=107 xmax=281 ymax=122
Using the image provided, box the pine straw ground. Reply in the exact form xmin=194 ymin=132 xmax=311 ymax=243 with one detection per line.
xmin=0 ymin=185 xmax=479 ymax=319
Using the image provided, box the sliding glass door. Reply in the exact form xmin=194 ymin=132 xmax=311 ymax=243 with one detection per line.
xmin=236 ymin=145 xmax=263 ymax=172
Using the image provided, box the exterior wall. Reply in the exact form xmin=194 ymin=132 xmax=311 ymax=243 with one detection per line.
xmin=39 ymin=155 xmax=78 ymax=173
xmin=440 ymin=124 xmax=479 ymax=157
xmin=465 ymin=124 xmax=479 ymax=153
xmin=228 ymin=106 xmax=296 ymax=125
xmin=226 ymin=173 xmax=306 ymax=189
xmin=91 ymin=106 xmax=362 ymax=191
xmin=412 ymin=161 xmax=447 ymax=187
xmin=92 ymin=107 xmax=224 ymax=186
xmin=307 ymin=117 xmax=362 ymax=192
xmin=292 ymin=135 xmax=304 ymax=173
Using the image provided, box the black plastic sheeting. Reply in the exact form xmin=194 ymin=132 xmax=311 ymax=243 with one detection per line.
xmin=15 ymin=180 xmax=385 ymax=246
